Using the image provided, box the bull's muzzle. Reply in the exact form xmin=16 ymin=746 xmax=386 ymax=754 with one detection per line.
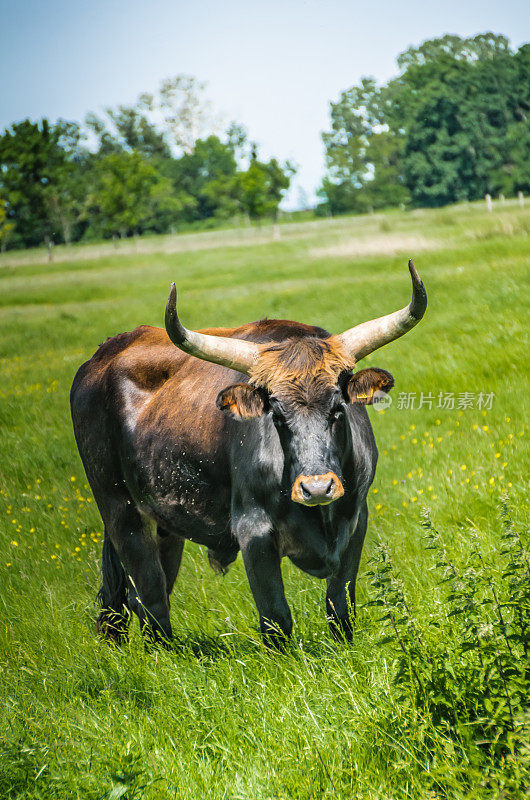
xmin=291 ymin=472 xmax=345 ymax=506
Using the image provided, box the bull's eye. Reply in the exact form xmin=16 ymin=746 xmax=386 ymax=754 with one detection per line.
xmin=270 ymin=399 xmax=287 ymax=429
xmin=272 ymin=411 xmax=287 ymax=429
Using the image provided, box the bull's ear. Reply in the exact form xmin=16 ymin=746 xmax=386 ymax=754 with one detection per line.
xmin=216 ymin=383 xmax=269 ymax=419
xmin=343 ymin=368 xmax=394 ymax=405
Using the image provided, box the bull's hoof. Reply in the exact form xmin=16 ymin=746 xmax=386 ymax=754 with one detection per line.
xmin=260 ymin=618 xmax=293 ymax=651
xmin=97 ymin=611 xmax=129 ymax=645
xmin=327 ymin=615 xmax=354 ymax=643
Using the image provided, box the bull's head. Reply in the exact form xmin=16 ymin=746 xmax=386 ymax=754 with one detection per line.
xmin=165 ymin=260 xmax=426 ymax=507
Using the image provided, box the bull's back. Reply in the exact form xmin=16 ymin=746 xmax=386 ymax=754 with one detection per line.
xmin=70 ymin=326 xmax=240 ymax=533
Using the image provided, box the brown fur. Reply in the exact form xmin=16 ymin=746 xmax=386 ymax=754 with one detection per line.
xmin=249 ymin=335 xmax=355 ymax=405
xmin=216 ymin=383 xmax=267 ymax=419
xmin=345 ymin=368 xmax=395 ymax=404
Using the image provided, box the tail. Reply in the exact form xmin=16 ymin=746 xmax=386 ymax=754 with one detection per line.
xmin=97 ymin=535 xmax=129 ymax=643
xmin=98 ymin=534 xmax=128 ymax=610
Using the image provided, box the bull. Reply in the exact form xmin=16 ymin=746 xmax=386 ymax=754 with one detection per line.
xmin=70 ymin=260 xmax=426 ymax=646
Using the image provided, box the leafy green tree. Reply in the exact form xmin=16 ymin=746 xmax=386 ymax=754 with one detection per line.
xmin=494 ymin=119 xmax=530 ymax=194
xmin=87 ymin=151 xmax=182 ymax=238
xmin=396 ymin=32 xmax=511 ymax=71
xmin=400 ymin=40 xmax=530 ymax=204
xmin=0 ymin=119 xmax=59 ymax=247
xmin=0 ymin=199 xmax=15 ymax=251
xmin=364 ymin=131 xmax=410 ymax=209
xmin=42 ymin=120 xmax=90 ymax=244
xmin=0 ymin=73 xmax=296 ymax=248
xmin=319 ymin=34 xmax=530 ymax=213
xmin=0 ymin=118 xmax=89 ymax=247
xmin=264 ymin=158 xmax=295 ymax=221
xmin=167 ymin=135 xmax=238 ymax=220
xmin=319 ymin=78 xmax=408 ymax=214
xmin=226 ymin=122 xmax=248 ymax=164
xmin=237 ymin=152 xmax=294 ymax=222
xmin=85 ymin=107 xmax=170 ymax=159
xmin=237 ymin=160 xmax=270 ymax=220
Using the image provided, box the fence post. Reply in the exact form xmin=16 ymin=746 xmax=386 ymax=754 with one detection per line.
xmin=518 ymin=191 xmax=525 ymax=208
xmin=485 ymin=194 xmax=492 ymax=212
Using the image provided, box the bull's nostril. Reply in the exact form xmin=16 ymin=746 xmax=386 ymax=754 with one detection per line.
xmin=325 ymin=479 xmax=334 ymax=496
xmin=300 ymin=482 xmax=312 ymax=500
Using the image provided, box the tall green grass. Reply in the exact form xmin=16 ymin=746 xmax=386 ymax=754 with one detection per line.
xmin=0 ymin=202 xmax=528 ymax=798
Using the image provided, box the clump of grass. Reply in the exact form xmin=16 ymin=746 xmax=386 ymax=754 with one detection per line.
xmin=366 ymin=501 xmax=530 ymax=794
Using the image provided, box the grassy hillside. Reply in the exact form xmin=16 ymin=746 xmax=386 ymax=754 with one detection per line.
xmin=1 ymin=201 xmax=528 ymax=799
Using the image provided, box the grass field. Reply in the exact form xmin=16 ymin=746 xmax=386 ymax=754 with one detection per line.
xmin=1 ymin=201 xmax=529 ymax=799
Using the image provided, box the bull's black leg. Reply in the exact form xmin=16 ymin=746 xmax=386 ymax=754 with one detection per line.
xmin=157 ymin=529 xmax=185 ymax=598
xmin=326 ymin=502 xmax=368 ymax=641
xmin=106 ymin=502 xmax=173 ymax=644
xmin=237 ymin=517 xmax=292 ymax=648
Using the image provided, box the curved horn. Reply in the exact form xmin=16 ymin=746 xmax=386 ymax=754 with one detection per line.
xmin=337 ymin=260 xmax=427 ymax=362
xmin=165 ymin=283 xmax=259 ymax=374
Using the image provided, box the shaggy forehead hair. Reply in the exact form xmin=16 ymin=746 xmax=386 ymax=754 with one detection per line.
xmin=249 ymin=336 xmax=354 ymax=407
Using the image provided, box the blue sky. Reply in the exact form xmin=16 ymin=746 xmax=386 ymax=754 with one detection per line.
xmin=1 ymin=0 xmax=528 ymax=207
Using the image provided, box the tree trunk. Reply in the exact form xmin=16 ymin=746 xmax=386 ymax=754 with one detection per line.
xmin=45 ymin=236 xmax=54 ymax=262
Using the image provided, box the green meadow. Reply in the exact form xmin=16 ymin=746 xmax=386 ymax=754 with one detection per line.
xmin=0 ymin=201 xmax=528 ymax=799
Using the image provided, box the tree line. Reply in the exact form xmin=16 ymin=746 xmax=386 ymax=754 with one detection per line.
xmin=318 ymin=33 xmax=529 ymax=215
xmin=1 ymin=33 xmax=528 ymax=250
xmin=0 ymin=76 xmax=295 ymax=250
